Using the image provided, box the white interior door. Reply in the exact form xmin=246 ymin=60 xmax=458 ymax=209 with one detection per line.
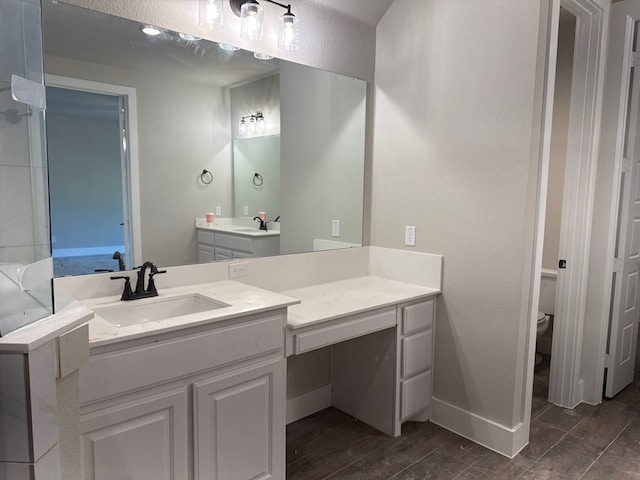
xmin=606 ymin=9 xmax=640 ymax=398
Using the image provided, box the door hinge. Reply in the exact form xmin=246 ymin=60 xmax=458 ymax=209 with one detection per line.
xmin=613 ymin=258 xmax=624 ymax=274
xmin=622 ymin=157 xmax=633 ymax=174
xmin=604 ymin=353 xmax=614 ymax=369
xmin=632 ymin=52 xmax=640 ymax=67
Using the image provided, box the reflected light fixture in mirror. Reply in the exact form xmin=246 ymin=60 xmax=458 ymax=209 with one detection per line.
xmin=239 ymin=113 xmax=266 ymax=135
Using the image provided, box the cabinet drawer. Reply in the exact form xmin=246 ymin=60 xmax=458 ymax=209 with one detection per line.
xmin=401 ymin=370 xmax=431 ymax=422
xmin=197 ymin=229 xmax=215 ymax=245
xmin=81 ymin=315 xmax=284 ymax=404
xmin=215 ymin=232 xmax=253 ymax=252
xmin=295 ymin=308 xmax=396 ymax=354
xmin=402 ymin=300 xmax=434 ymax=336
xmin=402 ymin=330 xmax=432 ymax=378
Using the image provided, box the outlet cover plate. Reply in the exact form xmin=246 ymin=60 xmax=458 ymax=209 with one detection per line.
xmin=229 ymin=262 xmax=249 ymax=278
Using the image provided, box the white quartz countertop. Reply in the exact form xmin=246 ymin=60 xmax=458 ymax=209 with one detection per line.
xmin=283 ymin=276 xmax=440 ymax=330
xmin=0 ymin=301 xmax=93 ymax=353
xmin=82 ymin=280 xmax=299 ymax=347
xmin=196 ymin=223 xmax=280 ymax=238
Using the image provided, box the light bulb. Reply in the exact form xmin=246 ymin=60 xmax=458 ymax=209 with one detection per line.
xmin=248 ymin=116 xmax=257 ymax=134
xmin=239 ymin=119 xmax=247 ymax=135
xmin=199 ymin=0 xmax=223 ymax=30
xmin=257 ymin=115 xmax=266 ymax=132
xmin=240 ymin=1 xmax=264 ymax=41
xmin=278 ymin=12 xmax=299 ymax=50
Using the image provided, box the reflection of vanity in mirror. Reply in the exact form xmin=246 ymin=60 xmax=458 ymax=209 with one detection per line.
xmin=43 ymin=1 xmax=366 ymax=276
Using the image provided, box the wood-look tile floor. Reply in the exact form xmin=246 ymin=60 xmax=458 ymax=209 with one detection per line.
xmin=286 ymin=347 xmax=640 ymax=479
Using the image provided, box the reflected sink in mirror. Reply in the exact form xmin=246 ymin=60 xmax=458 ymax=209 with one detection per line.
xmin=94 ymin=294 xmax=229 ymax=327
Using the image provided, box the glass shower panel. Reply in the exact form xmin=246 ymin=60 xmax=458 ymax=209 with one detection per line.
xmin=0 ymin=0 xmax=53 ymax=336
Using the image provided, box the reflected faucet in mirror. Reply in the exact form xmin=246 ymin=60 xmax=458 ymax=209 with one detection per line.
xmin=254 ymin=216 xmax=268 ymax=231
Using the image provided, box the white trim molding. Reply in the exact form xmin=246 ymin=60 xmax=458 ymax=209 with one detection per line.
xmin=430 ymin=397 xmax=527 ymax=458
xmin=546 ymin=0 xmax=610 ymax=408
xmin=285 ymin=384 xmax=332 ymax=425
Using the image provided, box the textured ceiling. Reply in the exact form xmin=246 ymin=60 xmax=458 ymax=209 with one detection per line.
xmin=311 ymin=0 xmax=395 ymax=26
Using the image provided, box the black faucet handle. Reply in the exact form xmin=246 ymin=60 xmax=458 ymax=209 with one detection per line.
xmin=110 ymin=275 xmax=130 ymax=281
xmin=110 ymin=275 xmax=134 ymax=301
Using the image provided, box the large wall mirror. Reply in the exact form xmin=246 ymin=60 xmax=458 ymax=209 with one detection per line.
xmin=42 ymin=1 xmax=366 ymax=277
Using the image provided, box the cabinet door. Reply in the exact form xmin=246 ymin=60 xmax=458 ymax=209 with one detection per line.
xmin=80 ymin=387 xmax=189 ymax=480
xmin=194 ymin=358 xmax=285 ymax=480
xmin=198 ymin=243 xmax=215 ymax=263
xmin=214 ymin=247 xmax=232 ymax=262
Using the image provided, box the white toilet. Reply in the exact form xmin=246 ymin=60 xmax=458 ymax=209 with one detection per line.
xmin=536 ymin=311 xmax=551 ymax=365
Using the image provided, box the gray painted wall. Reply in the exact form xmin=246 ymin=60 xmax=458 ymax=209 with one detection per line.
xmin=542 ymin=14 xmax=576 ymax=272
xmin=280 ymin=62 xmax=366 ymax=254
xmin=372 ymin=0 xmax=545 ymax=429
xmin=45 ymin=55 xmax=232 ymax=268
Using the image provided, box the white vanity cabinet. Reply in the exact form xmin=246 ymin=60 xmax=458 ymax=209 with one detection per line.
xmin=196 ymin=228 xmax=279 ymax=263
xmin=79 ymin=310 xmax=287 ymax=480
xmin=398 ymin=299 xmax=434 ymax=422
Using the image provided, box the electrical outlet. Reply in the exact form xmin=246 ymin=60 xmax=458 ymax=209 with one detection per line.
xmin=243 ymin=206 xmax=249 ymax=215
xmin=51 ymin=235 xmax=56 ymax=244
xmin=405 ymin=226 xmax=416 ymax=246
xmin=332 ymin=220 xmax=340 ymax=237
xmin=215 ymin=206 xmax=222 ymax=216
xmin=229 ymin=262 xmax=249 ymax=278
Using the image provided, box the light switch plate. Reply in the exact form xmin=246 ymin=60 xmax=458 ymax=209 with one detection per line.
xmin=332 ymin=220 xmax=340 ymax=237
xmin=243 ymin=206 xmax=249 ymax=215
xmin=405 ymin=226 xmax=416 ymax=246
xmin=215 ymin=206 xmax=222 ymax=216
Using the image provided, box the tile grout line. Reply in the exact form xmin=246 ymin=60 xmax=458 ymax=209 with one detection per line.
xmin=512 ymin=413 xmax=594 ymax=480
xmin=383 ymin=447 xmax=441 ymax=480
xmin=576 ymin=410 xmax=640 ymax=480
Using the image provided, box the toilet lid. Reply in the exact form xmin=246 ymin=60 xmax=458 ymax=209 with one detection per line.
xmin=537 ymin=311 xmax=546 ymax=322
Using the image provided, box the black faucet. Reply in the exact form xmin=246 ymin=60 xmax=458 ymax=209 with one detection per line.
xmin=111 ymin=261 xmax=166 ymax=301
xmin=253 ymin=216 xmax=268 ymax=231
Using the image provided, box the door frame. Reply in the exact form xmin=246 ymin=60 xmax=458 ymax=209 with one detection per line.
xmin=527 ymin=0 xmax=609 ymax=421
xmin=546 ymin=0 xmax=610 ymax=408
xmin=45 ymin=74 xmax=142 ymax=268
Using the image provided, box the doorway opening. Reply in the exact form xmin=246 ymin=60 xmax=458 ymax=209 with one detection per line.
xmin=45 ymin=75 xmax=141 ymax=276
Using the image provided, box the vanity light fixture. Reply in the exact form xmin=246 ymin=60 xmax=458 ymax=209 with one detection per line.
xmin=199 ymin=0 xmax=300 ymax=50
xmin=199 ymin=0 xmax=224 ymax=30
xmin=239 ymin=112 xmax=266 ymax=135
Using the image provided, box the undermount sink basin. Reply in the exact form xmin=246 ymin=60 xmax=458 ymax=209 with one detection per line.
xmin=94 ymin=293 xmax=229 ymax=327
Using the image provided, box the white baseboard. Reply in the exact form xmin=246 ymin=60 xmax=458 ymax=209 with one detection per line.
xmin=53 ymin=246 xmax=125 ymax=258
xmin=286 ymin=384 xmax=332 ymax=424
xmin=430 ymin=396 xmax=527 ymax=458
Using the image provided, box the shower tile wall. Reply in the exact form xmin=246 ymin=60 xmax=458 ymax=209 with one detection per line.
xmin=0 ymin=0 xmax=53 ymax=336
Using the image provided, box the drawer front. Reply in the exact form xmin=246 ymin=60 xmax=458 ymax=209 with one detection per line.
xmin=215 ymin=232 xmax=253 ymax=252
xmin=402 ymin=300 xmax=434 ymax=336
xmin=401 ymin=370 xmax=431 ymax=422
xmin=197 ymin=229 xmax=215 ymax=245
xmin=80 ymin=315 xmax=284 ymax=405
xmin=402 ymin=330 xmax=433 ymax=378
xmin=295 ymin=308 xmax=396 ymax=354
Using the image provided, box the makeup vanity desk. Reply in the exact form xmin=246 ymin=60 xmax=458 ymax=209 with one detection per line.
xmin=282 ymin=276 xmax=439 ymax=437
